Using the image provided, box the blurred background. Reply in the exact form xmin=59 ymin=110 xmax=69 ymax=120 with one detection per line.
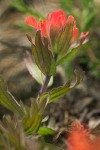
xmin=0 ymin=0 xmax=100 ymax=127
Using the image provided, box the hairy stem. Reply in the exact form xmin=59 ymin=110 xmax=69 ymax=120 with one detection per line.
xmin=37 ymin=75 xmax=51 ymax=103
xmin=39 ymin=75 xmax=51 ymax=94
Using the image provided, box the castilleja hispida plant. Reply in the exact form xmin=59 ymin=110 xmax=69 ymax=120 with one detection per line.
xmin=0 ymin=9 xmax=96 ymax=150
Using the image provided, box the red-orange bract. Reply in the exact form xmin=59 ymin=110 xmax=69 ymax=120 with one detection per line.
xmin=68 ymin=122 xmax=100 ymax=150
xmin=25 ymin=9 xmax=88 ymax=41
xmin=25 ymin=9 xmax=89 ymax=65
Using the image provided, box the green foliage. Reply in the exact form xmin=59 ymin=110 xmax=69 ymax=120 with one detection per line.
xmin=37 ymin=127 xmax=55 ymax=135
xmin=51 ymin=21 xmax=73 ymax=55
xmin=59 ymin=0 xmax=100 ymax=78
xmin=39 ymin=69 xmax=83 ymax=104
xmin=0 ymin=76 xmax=25 ymax=117
xmin=89 ymin=62 xmax=100 ymax=78
xmin=25 ymin=51 xmax=53 ymax=86
xmin=11 ymin=0 xmax=42 ymax=18
xmin=59 ymin=0 xmax=74 ymax=15
xmin=0 ymin=76 xmax=53 ymax=135
xmin=0 ymin=115 xmax=39 ymax=150
xmin=18 ymin=23 xmax=34 ymax=32
xmin=23 ymin=96 xmax=49 ymax=135
xmin=0 ymin=68 xmax=83 ymax=137
xmin=11 ymin=0 xmax=44 ymax=31
xmin=27 ymin=32 xmax=56 ymax=76
xmin=0 ymin=114 xmax=63 ymax=150
xmin=57 ymin=46 xmax=80 ymax=65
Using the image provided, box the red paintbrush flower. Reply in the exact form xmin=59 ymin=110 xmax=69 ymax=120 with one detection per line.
xmin=25 ymin=10 xmax=78 ymax=40
xmin=25 ymin=9 xmax=89 ymax=41
xmin=68 ymin=122 xmax=100 ymax=150
xmin=25 ymin=16 xmax=47 ymax=36
xmin=25 ymin=9 xmax=89 ymax=64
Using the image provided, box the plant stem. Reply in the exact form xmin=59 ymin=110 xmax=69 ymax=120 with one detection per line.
xmin=36 ymin=75 xmax=51 ymax=103
xmin=39 ymin=75 xmax=51 ymax=94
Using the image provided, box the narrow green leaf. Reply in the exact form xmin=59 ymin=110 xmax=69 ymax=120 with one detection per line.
xmin=0 ymin=76 xmax=24 ymax=117
xmin=39 ymin=69 xmax=83 ymax=103
xmin=37 ymin=126 xmax=55 ymax=135
xmin=0 ymin=115 xmax=26 ymax=150
xmin=23 ymin=114 xmax=42 ymax=135
xmin=24 ymin=51 xmax=53 ymax=86
xmin=23 ymin=100 xmax=40 ymax=134
xmin=57 ymin=22 xmax=73 ymax=55
xmin=50 ymin=81 xmax=70 ymax=103
xmin=52 ymin=21 xmax=73 ymax=56
xmin=32 ymin=31 xmax=56 ymax=76
xmin=23 ymin=96 xmax=50 ymax=135
xmin=57 ymin=47 xmax=80 ymax=65
xmin=56 ymin=29 xmax=89 ymax=65
xmin=39 ymin=80 xmax=70 ymax=104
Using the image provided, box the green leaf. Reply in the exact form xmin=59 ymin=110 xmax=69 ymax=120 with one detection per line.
xmin=39 ymin=69 xmax=84 ymax=103
xmin=56 ymin=22 xmax=73 ymax=55
xmin=24 ymin=51 xmax=53 ymax=86
xmin=23 ymin=96 xmax=49 ymax=135
xmin=0 ymin=116 xmax=25 ymax=150
xmin=23 ymin=100 xmax=41 ymax=134
xmin=0 ymin=76 xmax=24 ymax=117
xmin=37 ymin=126 xmax=55 ymax=135
xmin=56 ymin=33 xmax=89 ymax=66
xmin=57 ymin=46 xmax=80 ymax=65
xmin=51 ymin=21 xmax=73 ymax=57
xmin=30 ymin=31 xmax=56 ymax=76
xmin=0 ymin=115 xmax=40 ymax=150
xmin=39 ymin=80 xmax=70 ymax=104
